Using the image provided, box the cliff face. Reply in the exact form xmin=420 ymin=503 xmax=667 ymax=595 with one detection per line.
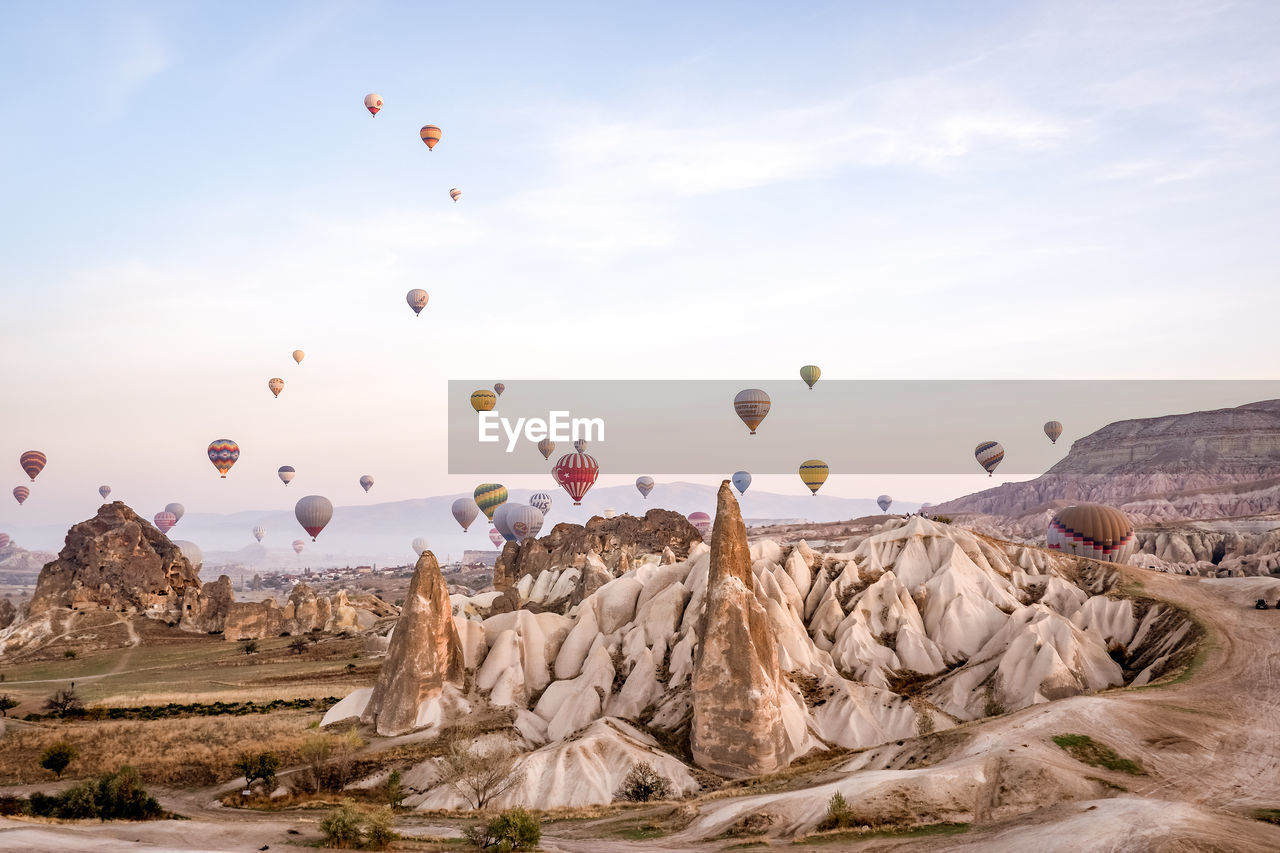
xmin=937 ymin=399 xmax=1280 ymax=519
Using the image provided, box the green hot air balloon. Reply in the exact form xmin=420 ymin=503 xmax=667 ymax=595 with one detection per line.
xmin=800 ymin=365 xmax=821 ymax=389
xmin=474 ymin=483 xmax=508 ymax=522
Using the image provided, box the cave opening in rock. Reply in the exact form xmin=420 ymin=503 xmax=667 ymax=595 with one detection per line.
xmin=1210 ymin=541 xmax=1227 ymax=565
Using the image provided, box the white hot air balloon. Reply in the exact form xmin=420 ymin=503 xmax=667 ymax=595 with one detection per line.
xmin=253 ymin=525 xmax=266 ymax=543
xmin=295 ymin=495 xmax=334 ymax=541
xmin=173 ymin=540 xmax=203 ymax=568
xmin=411 ymin=537 xmax=429 ymax=557
xmin=452 ymin=497 xmax=479 ymax=531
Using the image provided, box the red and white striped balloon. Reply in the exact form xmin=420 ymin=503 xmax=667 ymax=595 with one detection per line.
xmin=552 ymin=451 xmax=600 ymax=505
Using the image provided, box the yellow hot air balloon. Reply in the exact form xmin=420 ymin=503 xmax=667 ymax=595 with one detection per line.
xmin=733 ymin=389 xmax=771 ymax=434
xmin=799 ymin=459 xmax=829 ymax=495
xmin=292 ymin=350 xmax=305 ymax=364
xmin=800 ymin=365 xmax=821 ymax=389
xmin=471 ymin=390 xmax=497 ymax=412
xmin=268 ymin=377 xmax=284 ymax=398
xmin=450 ymin=188 xmax=461 ymax=203
xmin=420 ymin=125 xmax=442 ymax=150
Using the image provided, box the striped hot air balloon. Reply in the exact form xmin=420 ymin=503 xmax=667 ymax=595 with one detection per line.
xmin=635 ymin=476 xmax=654 ymax=499
xmin=474 ymin=483 xmax=508 ymax=521
xmin=13 ymin=487 xmax=29 ymax=505
xmin=0 ymin=534 xmax=10 ymax=549
xmin=471 ymin=390 xmax=497 ymax=412
xmin=530 ymin=492 xmax=552 ymax=514
xmin=253 ymin=525 xmax=266 ymax=542
xmin=359 ymin=475 xmax=374 ymax=493
xmin=799 ymin=459 xmax=829 ymax=495
xmin=1044 ymin=421 xmax=1063 ymax=444
xmin=165 ymin=502 xmax=185 ymax=523
xmin=974 ymin=441 xmax=1005 ymax=477
xmin=537 ymin=438 xmax=556 ymax=460
xmin=732 ymin=471 xmax=752 ymax=495
xmin=510 ymin=504 xmax=545 ymax=543
xmin=99 ymin=485 xmax=111 ymax=501
xmin=603 ymin=508 xmax=617 ymax=519
xmin=419 ymin=124 xmax=442 ymax=150
xmin=278 ymin=466 xmax=295 ymax=486
xmin=573 ymin=439 xmax=588 ymax=453
xmin=293 ymin=350 xmax=305 ymax=364
xmin=452 ymin=497 xmax=479 ymax=530
xmin=488 ymin=528 xmax=504 ymax=548
xmin=154 ymin=512 xmax=177 ymax=534
xmin=412 ymin=537 xmax=430 ymax=557
xmin=19 ymin=451 xmax=46 ymax=482
xmin=1047 ymin=504 xmax=1135 ymax=563
xmin=207 ymin=440 xmax=240 ymax=478
xmin=406 ymin=289 xmax=429 ymax=316
xmin=688 ymin=512 xmax=712 ymax=537
xmin=493 ymin=382 xmax=504 ymax=396
xmin=295 ymin=495 xmax=333 ymax=540
xmin=877 ymin=495 xmax=893 ymax=513
xmin=292 ymin=539 xmax=305 ymax=555
xmin=800 ymin=365 xmax=821 ymax=389
xmin=364 ymin=93 xmax=383 ymax=116
xmin=451 ymin=188 xmax=462 ymax=203
xmin=552 ymin=452 xmax=599 ymax=505
xmin=733 ymin=389 xmax=771 ymax=434
xmin=268 ymin=377 xmax=284 ymax=398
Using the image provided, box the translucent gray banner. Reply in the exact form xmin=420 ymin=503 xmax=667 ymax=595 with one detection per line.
xmin=447 ymin=380 xmax=1280 ymax=476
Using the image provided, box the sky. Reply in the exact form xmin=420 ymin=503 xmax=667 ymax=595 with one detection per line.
xmin=2 ymin=0 xmax=1279 ymax=548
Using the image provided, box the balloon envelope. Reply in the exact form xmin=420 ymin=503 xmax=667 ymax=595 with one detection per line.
xmin=292 ymin=350 xmax=305 ymax=364
xmin=800 ymin=365 xmax=821 ymax=389
xmin=488 ymin=528 xmax=504 ymax=548
xmin=295 ymin=495 xmax=333 ymax=541
xmin=165 ymin=502 xmax=185 ymax=523
xmin=471 ymin=390 xmax=497 ymax=412
xmin=412 ymin=537 xmax=430 ymax=557
xmin=530 ymin=492 xmax=552 ymax=514
xmin=799 ymin=459 xmax=829 ymax=495
xmin=509 ymin=504 xmax=545 ymax=543
xmin=733 ymin=390 xmax=771 ymax=434
xmin=493 ymin=503 xmax=519 ymax=542
xmin=452 ymin=497 xmax=480 ymax=531
xmin=975 ymin=441 xmax=1005 ymax=476
xmin=419 ymin=124 xmax=442 ymax=149
xmin=688 ymin=512 xmax=712 ymax=537
xmin=537 ymin=438 xmax=555 ymax=460
xmin=493 ymin=382 xmax=504 ymax=396
xmin=474 ymin=484 xmax=508 ymax=521
xmin=1044 ymin=421 xmax=1063 ymax=444
xmin=208 ymin=440 xmax=240 ymax=478
xmin=278 ymin=466 xmax=295 ymax=485
xmin=19 ymin=450 xmax=46 ymax=482
xmin=635 ymin=476 xmax=654 ymax=498
xmin=732 ymin=471 xmax=752 ymax=495
xmin=253 ymin=525 xmax=266 ymax=542
xmin=359 ymin=475 xmax=374 ymax=493
xmin=364 ymin=93 xmax=383 ymax=115
xmin=573 ymin=439 xmax=588 ymax=453
xmin=552 ymin=452 xmax=600 ymax=505
xmin=292 ymin=539 xmax=305 ymax=555
xmin=877 ymin=495 xmax=892 ymax=513
xmin=99 ymin=485 xmax=111 ymax=500
xmin=154 ymin=512 xmax=177 ymax=534
xmin=173 ymin=540 xmax=202 ymax=567
xmin=406 ymin=289 xmax=429 ymax=316
xmin=0 ymin=534 xmax=10 ymax=549
xmin=13 ymin=487 xmax=29 ymax=505
xmin=1047 ymin=504 xmax=1136 ymax=563
xmin=450 ymin=188 xmax=462 ymax=203
xmin=268 ymin=377 xmax=284 ymax=398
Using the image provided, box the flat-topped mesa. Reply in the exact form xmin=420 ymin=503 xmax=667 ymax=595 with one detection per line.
xmin=690 ymin=480 xmax=791 ymax=778
xmin=361 ymin=550 xmax=464 ymax=736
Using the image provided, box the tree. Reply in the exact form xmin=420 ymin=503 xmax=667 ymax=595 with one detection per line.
xmin=330 ymin=727 xmax=365 ymax=790
xmin=299 ymin=734 xmax=333 ymax=793
xmin=614 ymin=762 xmax=672 ymax=802
xmin=243 ymin=640 xmax=258 ymax=655
xmin=468 ymin=807 xmax=540 ymax=851
xmin=43 ymin=687 xmax=82 ymax=717
xmin=289 ymin=637 xmax=310 ymax=655
xmin=0 ymin=695 xmax=18 ymax=717
xmin=40 ymin=741 xmax=77 ymax=780
xmin=384 ymin=770 xmax=404 ymax=810
xmin=440 ymin=736 xmax=522 ymax=811
xmin=233 ymin=751 xmax=280 ymax=790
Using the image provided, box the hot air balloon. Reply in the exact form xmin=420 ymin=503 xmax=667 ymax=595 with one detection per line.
xmin=493 ymin=382 xmax=505 ymax=396
xmin=268 ymin=377 xmax=284 ymax=398
xmin=573 ymin=439 xmax=588 ymax=453
xmin=165 ymin=502 xmax=185 ymax=523
xmin=154 ymin=512 xmax=177 ymax=534
xmin=602 ymin=508 xmax=617 ymax=520
xmin=359 ymin=475 xmax=374 ymax=493
xmin=208 ymin=440 xmax=240 ymax=478
xmin=800 ymin=365 xmax=821 ymax=390
xmin=253 ymin=525 xmax=266 ymax=543
xmin=552 ymin=452 xmax=599 ymax=505
xmin=799 ymin=459 xmax=829 ymax=495
xmin=488 ymin=528 xmax=504 ymax=548
xmin=411 ymin=537 xmax=430 ymax=557
xmin=510 ymin=504 xmax=544 ymax=543
xmin=452 ymin=497 xmax=479 ymax=531
xmin=419 ymin=124 xmax=442 ymax=150
xmin=733 ymin=390 xmax=771 ymax=434
xmin=0 ymin=534 xmax=10 ymax=550
xmin=471 ymin=390 xmax=497 ymax=412
xmin=293 ymin=350 xmax=305 ymax=364
xmin=493 ymin=504 xmax=518 ymax=542
xmin=537 ymin=438 xmax=555 ymax=460
xmin=732 ymin=471 xmax=752 ymax=495
xmin=406 ymin=289 xmax=429 ymax=317
xmin=974 ymin=441 xmax=1004 ymax=477
xmin=19 ymin=451 xmax=46 ymax=482
xmin=635 ymin=476 xmax=654 ymax=499
xmin=99 ymin=485 xmax=111 ymax=501
xmin=450 ymin=188 xmax=462 ymax=203
xmin=688 ymin=512 xmax=712 ymax=537
xmin=173 ymin=540 xmax=202 ymax=568
xmin=295 ymin=495 xmax=333 ymax=541
xmin=530 ymin=492 xmax=552 ymax=515
xmin=364 ymin=94 xmax=384 ymax=116
xmin=474 ymin=483 xmax=508 ymax=521
xmin=877 ymin=495 xmax=893 ymax=513
xmin=1047 ymin=504 xmax=1136 ymax=563
xmin=13 ymin=487 xmax=29 ymax=505
xmin=1044 ymin=421 xmax=1063 ymax=445
xmin=278 ymin=466 xmax=295 ymax=486
xmin=292 ymin=539 xmax=305 ymax=555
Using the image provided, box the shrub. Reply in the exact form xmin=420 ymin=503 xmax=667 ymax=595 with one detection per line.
xmin=821 ymin=791 xmax=855 ymax=829
xmin=364 ymin=807 xmax=397 ymax=849
xmin=299 ymin=734 xmax=333 ymax=793
xmin=384 ymin=770 xmax=404 ymax=810
xmin=0 ymin=695 xmax=18 ymax=717
xmin=40 ymin=741 xmax=77 ymax=780
xmin=471 ymin=807 xmax=540 ymax=851
xmin=289 ymin=637 xmax=310 ymax=655
xmin=63 ymin=650 xmax=77 ymax=659
xmin=321 ymin=800 xmax=366 ymax=849
xmin=24 ymin=767 xmax=162 ymax=821
xmin=243 ymin=640 xmax=259 ymax=655
xmin=614 ymin=762 xmax=672 ymax=802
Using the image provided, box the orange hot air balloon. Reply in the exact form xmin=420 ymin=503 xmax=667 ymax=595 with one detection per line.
xmin=19 ymin=451 xmax=46 ymax=482
xmin=450 ymin=188 xmax=461 ymax=203
xmin=292 ymin=350 xmax=305 ymax=364
xmin=420 ymin=125 xmax=442 ymax=150
xmin=268 ymin=377 xmax=284 ymax=398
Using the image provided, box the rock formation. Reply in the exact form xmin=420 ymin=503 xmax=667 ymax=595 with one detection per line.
xmin=220 ymin=583 xmax=372 ymax=640
xmin=28 ymin=502 xmax=200 ymax=616
xmin=690 ymin=481 xmax=791 ymax=777
xmin=360 ymin=551 xmax=464 ymax=736
xmin=494 ymin=509 xmax=702 ymax=592
xmin=0 ymin=598 xmax=16 ymax=629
